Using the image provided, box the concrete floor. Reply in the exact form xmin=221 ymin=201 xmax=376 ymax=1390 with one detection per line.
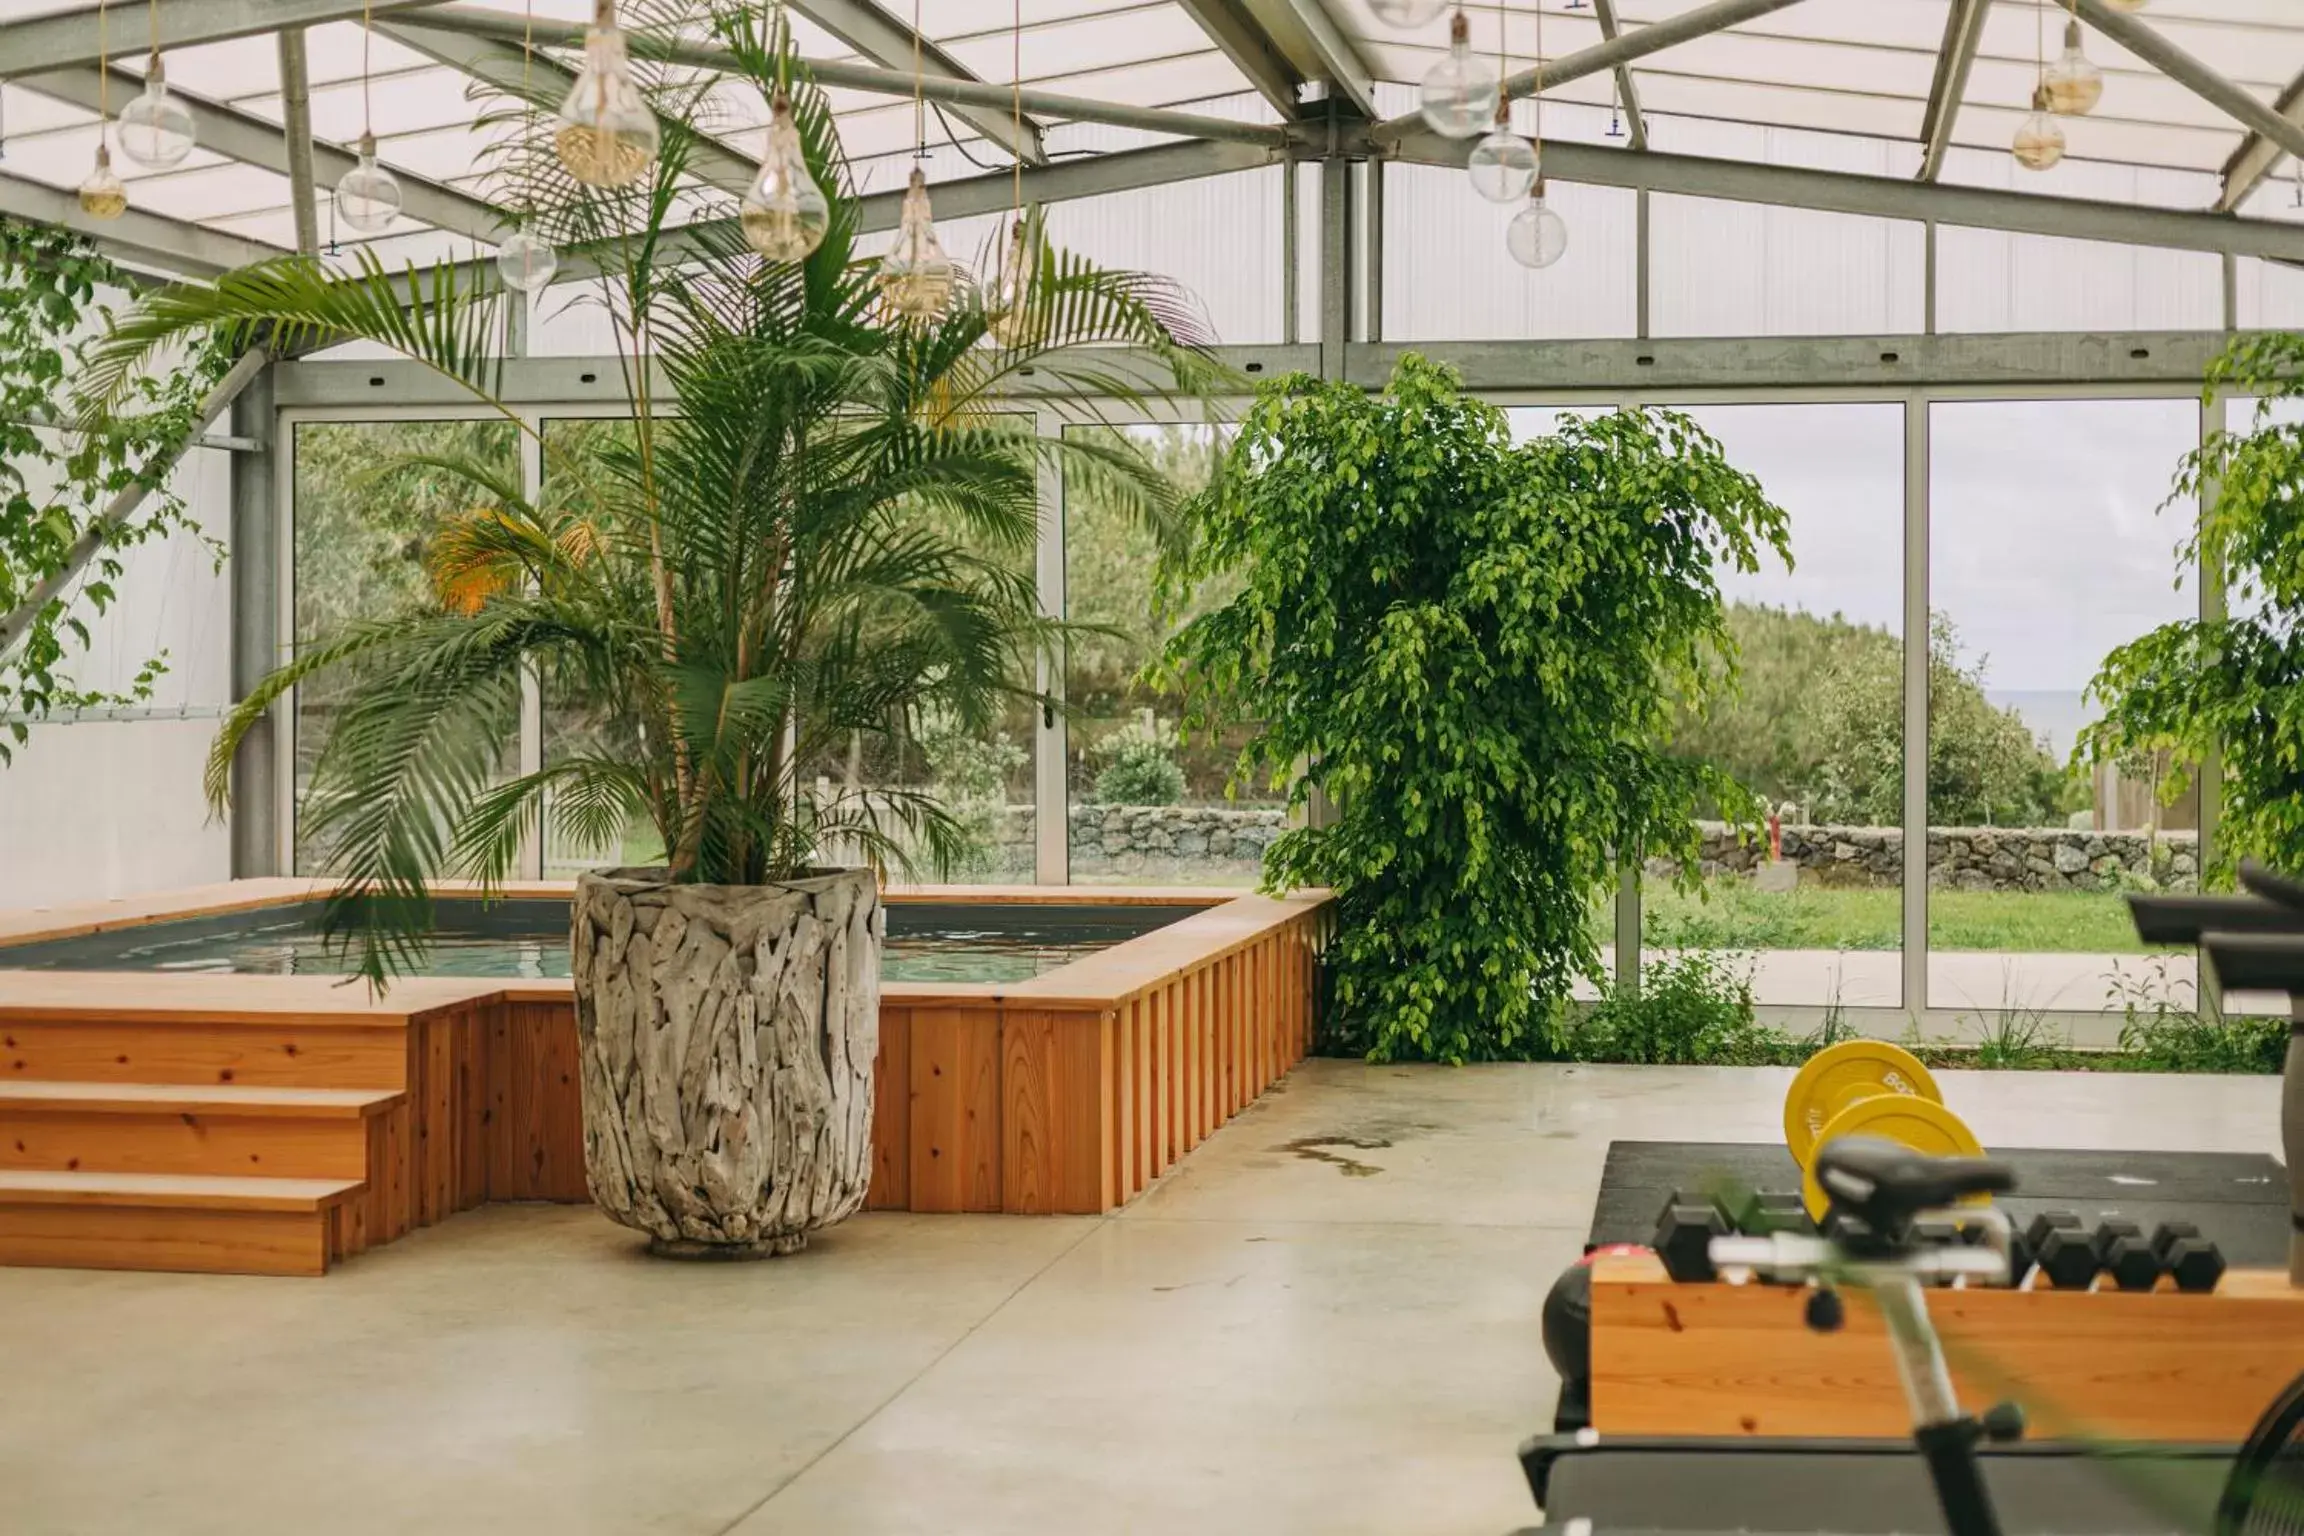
xmin=0 ymin=1061 xmax=2280 ymax=1536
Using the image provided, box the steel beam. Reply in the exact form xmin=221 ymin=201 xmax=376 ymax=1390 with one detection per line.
xmin=787 ymin=0 xmax=1045 ymax=165
xmin=397 ymin=8 xmax=1290 ymax=147
xmin=2073 ymin=0 xmax=2304 ymax=179
xmin=1373 ymin=0 xmax=1809 ymax=139
xmin=1275 ymin=0 xmax=1377 ymax=119
xmin=1588 ymin=0 xmax=1648 ymax=151
xmin=228 ymin=360 xmax=280 ymax=877
xmin=0 ymin=0 xmax=446 ymax=75
xmin=276 ymin=30 xmax=322 ymax=256
xmin=2219 ymin=67 xmax=2304 ymax=214
xmin=0 ymin=348 xmax=271 ymax=668
xmin=1918 ymin=0 xmax=1991 ymax=184
xmin=1387 ymin=129 xmax=2304 ymax=263
xmin=17 ymin=65 xmax=508 ymax=244
xmin=0 ymin=169 xmax=281 ymax=278
xmin=1175 ymin=0 xmax=1303 ymax=119
xmin=1345 ymin=330 xmax=2249 ymax=394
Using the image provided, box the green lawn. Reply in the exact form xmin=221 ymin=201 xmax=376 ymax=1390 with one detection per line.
xmin=1624 ymin=879 xmax=2160 ymax=954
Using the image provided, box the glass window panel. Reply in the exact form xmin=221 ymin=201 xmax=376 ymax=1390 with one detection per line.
xmin=1626 ymin=403 xmax=1906 ymax=1011
xmin=1650 ymin=196 xmax=1925 ymax=338
xmin=1925 ymin=399 xmax=2199 ymax=1019
xmin=291 ymin=419 xmax=522 ymax=875
xmin=1383 ymin=165 xmax=1638 ymax=342
xmin=1063 ymin=422 xmax=1280 ymax=886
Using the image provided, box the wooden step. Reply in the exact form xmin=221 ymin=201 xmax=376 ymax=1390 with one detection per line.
xmin=0 ymin=1016 xmax=409 ymax=1089
xmin=0 ymin=1082 xmax=401 ymax=1180
xmin=0 ymin=1170 xmax=367 ymax=1277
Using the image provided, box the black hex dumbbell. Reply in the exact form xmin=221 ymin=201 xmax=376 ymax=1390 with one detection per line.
xmin=2092 ymin=1218 xmax=2163 ymax=1293
xmin=1653 ymin=1193 xmax=1727 ymax=1283
xmin=2151 ymin=1220 xmax=2228 ymax=1294
xmin=2026 ymin=1211 xmax=2098 ymax=1289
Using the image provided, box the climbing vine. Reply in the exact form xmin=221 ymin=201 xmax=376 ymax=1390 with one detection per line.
xmin=1160 ymin=356 xmax=1791 ymax=1063
xmin=0 ymin=219 xmax=228 ymax=761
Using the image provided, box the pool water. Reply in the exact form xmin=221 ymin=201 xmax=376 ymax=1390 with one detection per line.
xmin=0 ymin=900 xmax=1188 ymax=986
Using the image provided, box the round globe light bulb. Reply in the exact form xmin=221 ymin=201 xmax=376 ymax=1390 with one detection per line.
xmin=1506 ymin=191 xmax=1568 ymax=270
xmin=116 ymin=59 xmax=196 ymax=170
xmin=496 ymin=227 xmax=559 ymax=294
xmin=1368 ymin=0 xmax=1449 ymax=26
xmin=554 ymin=1 xmax=659 ymax=189
xmin=77 ymin=143 xmax=128 ymax=221
xmin=1419 ymin=11 xmax=1500 ymax=141
xmin=740 ymin=95 xmax=831 ymax=262
xmin=2013 ymin=86 xmax=2066 ymax=172
xmin=1467 ymin=121 xmax=1538 ymax=204
xmin=2042 ymin=21 xmax=2104 ymax=117
xmin=337 ymin=132 xmax=404 ymax=233
xmin=985 ymin=217 xmax=1043 ymax=348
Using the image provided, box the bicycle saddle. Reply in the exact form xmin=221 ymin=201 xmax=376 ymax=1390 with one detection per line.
xmin=1814 ymin=1136 xmax=2016 ymax=1242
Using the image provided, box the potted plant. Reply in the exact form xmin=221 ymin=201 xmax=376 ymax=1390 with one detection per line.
xmin=83 ymin=9 xmax=1214 ymax=1256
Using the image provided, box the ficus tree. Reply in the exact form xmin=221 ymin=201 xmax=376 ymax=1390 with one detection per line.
xmin=0 ymin=221 xmax=228 ymax=761
xmin=2082 ymin=334 xmax=2304 ymax=879
xmin=1158 ymin=356 xmax=1791 ymax=1063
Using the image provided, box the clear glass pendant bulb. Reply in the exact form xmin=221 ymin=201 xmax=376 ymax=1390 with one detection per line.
xmin=337 ymin=132 xmax=403 ymax=233
xmin=77 ymin=143 xmax=127 ymax=221
xmin=878 ymin=165 xmax=957 ymax=323
xmin=2013 ymin=86 xmax=2066 ymax=171
xmin=2042 ymin=20 xmax=2103 ymax=116
xmin=496 ymin=227 xmax=558 ymax=293
xmin=1506 ymin=187 xmax=1568 ymax=270
xmin=985 ymin=216 xmax=1042 ymax=348
xmin=1368 ymin=0 xmax=1449 ymax=26
xmin=1467 ymin=115 xmax=1538 ymax=204
xmin=116 ymin=58 xmax=195 ymax=170
xmin=555 ymin=0 xmax=659 ymax=189
xmin=1419 ymin=11 xmax=1499 ymax=141
xmin=740 ymin=93 xmax=830 ymax=262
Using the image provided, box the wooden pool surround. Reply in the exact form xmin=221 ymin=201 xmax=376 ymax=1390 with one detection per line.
xmin=0 ymin=880 xmax=1328 ymax=1270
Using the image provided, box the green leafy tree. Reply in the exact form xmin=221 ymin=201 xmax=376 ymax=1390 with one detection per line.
xmin=0 ymin=221 xmax=228 ymax=760
xmin=1160 ymin=356 xmax=1791 ymax=1062
xmin=2083 ymin=334 xmax=2304 ymax=879
xmin=82 ymin=5 xmax=1216 ymax=985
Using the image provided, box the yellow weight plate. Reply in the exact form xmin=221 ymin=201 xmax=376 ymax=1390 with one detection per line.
xmin=1783 ymin=1039 xmax=1941 ymax=1167
xmin=1800 ymin=1094 xmax=1987 ymax=1223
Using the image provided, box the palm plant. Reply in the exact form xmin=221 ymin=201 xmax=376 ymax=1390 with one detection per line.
xmin=82 ymin=2 xmax=1220 ymax=986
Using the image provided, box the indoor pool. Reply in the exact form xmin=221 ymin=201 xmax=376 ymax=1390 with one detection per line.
xmin=0 ymin=898 xmax=1191 ymax=985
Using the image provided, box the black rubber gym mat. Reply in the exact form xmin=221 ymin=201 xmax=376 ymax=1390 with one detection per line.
xmin=1590 ymin=1140 xmax=2290 ymax=1267
xmin=1526 ymin=1434 xmax=2231 ymax=1535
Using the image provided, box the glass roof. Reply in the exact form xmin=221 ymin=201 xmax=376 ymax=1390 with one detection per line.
xmin=2 ymin=0 xmax=2302 ymax=270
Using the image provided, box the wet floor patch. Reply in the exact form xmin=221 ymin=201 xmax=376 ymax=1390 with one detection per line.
xmin=1281 ymin=1134 xmax=1392 ymax=1177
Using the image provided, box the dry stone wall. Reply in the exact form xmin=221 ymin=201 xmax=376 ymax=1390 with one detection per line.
xmin=1657 ymin=822 xmax=2199 ymax=893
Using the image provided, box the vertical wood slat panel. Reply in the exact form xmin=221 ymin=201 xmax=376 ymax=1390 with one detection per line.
xmin=484 ymin=1003 xmax=514 ymax=1201
xmin=910 ymin=1007 xmax=1001 ymax=1213
xmin=1133 ymin=997 xmax=1153 ymax=1193
xmin=536 ymin=1004 xmax=585 ymax=1201
xmin=1194 ymin=964 xmax=1213 ymax=1148
xmin=1113 ymin=1003 xmax=1134 ymax=1203
xmin=1152 ymin=985 xmax=1172 ymax=1177
xmin=456 ymin=1011 xmax=484 ymax=1211
xmin=1001 ymin=1010 xmax=1052 ymax=1215
xmin=867 ymin=1008 xmax=912 ymax=1210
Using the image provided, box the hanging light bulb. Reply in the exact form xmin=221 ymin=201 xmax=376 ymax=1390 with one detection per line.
xmin=555 ymin=0 xmax=659 ymax=188
xmin=1369 ymin=0 xmax=1449 ymax=25
xmin=1467 ymin=103 xmax=1538 ymax=204
xmin=985 ymin=215 xmax=1043 ymax=348
xmin=2042 ymin=18 xmax=2103 ymax=116
xmin=2013 ymin=84 xmax=2066 ymax=171
xmin=116 ymin=56 xmax=194 ymax=169
xmin=740 ymin=91 xmax=830 ymax=261
xmin=77 ymin=141 xmax=127 ymax=221
xmin=497 ymin=224 xmax=558 ymax=293
xmin=1506 ymin=180 xmax=1568 ymax=269
xmin=1419 ymin=10 xmax=1500 ymax=140
xmin=878 ymin=165 xmax=956 ymax=323
xmin=336 ymin=130 xmax=403 ymax=232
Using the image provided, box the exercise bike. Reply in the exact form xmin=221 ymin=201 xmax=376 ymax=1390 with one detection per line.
xmin=1704 ymin=1136 xmax=2023 ymax=1536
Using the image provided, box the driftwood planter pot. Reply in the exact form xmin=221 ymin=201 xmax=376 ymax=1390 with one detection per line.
xmin=571 ymin=867 xmax=882 ymax=1258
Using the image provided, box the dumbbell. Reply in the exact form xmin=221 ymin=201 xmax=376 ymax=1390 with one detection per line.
xmin=2092 ymin=1219 xmax=2164 ymax=1293
xmin=2024 ymin=1211 xmax=2101 ymax=1289
xmin=2150 ymin=1221 xmax=2228 ymax=1294
xmin=1652 ymin=1192 xmax=1727 ymax=1283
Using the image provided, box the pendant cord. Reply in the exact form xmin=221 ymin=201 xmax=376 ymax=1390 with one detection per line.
xmin=361 ymin=0 xmax=375 ymax=137
xmin=1011 ymin=0 xmax=1022 ymax=215
xmin=912 ymin=0 xmax=925 ymax=162
xmin=146 ymin=0 xmax=158 ymax=66
xmin=1533 ymin=0 xmax=1544 ymax=150
xmin=96 ymin=0 xmax=108 ymax=125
